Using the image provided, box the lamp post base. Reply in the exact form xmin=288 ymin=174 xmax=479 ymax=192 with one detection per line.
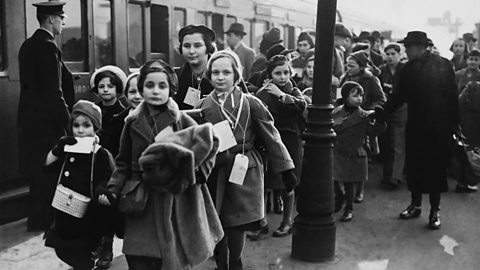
xmin=291 ymin=215 xmax=336 ymax=262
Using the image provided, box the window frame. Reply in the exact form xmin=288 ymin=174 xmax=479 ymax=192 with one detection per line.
xmin=127 ymin=1 xmax=147 ymax=70
xmin=0 ymin=0 xmax=7 ymax=76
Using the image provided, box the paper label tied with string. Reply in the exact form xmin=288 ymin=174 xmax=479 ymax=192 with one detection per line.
xmin=213 ymin=120 xmax=237 ymax=152
xmin=184 ymin=87 xmax=201 ymax=107
xmin=64 ymin=137 xmax=95 ymax=154
xmin=228 ymin=153 xmax=249 ymax=185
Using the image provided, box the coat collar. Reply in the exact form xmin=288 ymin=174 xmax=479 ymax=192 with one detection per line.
xmin=33 ymin=28 xmax=55 ymax=41
xmin=128 ymin=98 xmax=181 ymax=143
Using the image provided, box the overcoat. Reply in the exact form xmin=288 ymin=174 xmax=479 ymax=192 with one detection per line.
xmin=107 ymin=99 xmax=199 ymax=258
xmin=333 ymin=105 xmax=385 ymax=183
xmin=196 ymin=87 xmax=294 ymax=227
xmin=174 ymin=64 xmax=214 ymax=110
xmin=17 ymin=28 xmax=75 ymax=230
xmin=255 ymin=83 xmax=306 ymax=188
xmin=232 ymin=42 xmax=256 ymax=80
xmin=385 ymin=51 xmax=459 ymax=193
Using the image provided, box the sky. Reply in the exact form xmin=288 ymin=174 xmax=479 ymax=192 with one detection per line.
xmin=336 ymin=0 xmax=480 ymax=57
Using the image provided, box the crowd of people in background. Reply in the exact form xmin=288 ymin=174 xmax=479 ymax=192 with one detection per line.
xmin=18 ymin=2 xmax=480 ymax=270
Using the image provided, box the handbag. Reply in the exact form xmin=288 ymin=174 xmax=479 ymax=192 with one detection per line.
xmin=51 ymin=152 xmax=95 ymax=218
xmin=118 ymin=180 xmax=149 ymax=215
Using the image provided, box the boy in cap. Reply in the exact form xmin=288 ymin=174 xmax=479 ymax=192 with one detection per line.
xmin=17 ymin=1 xmax=75 ymax=232
xmin=463 ymin=33 xmax=478 ymax=52
xmin=226 ymin=23 xmax=256 ymax=80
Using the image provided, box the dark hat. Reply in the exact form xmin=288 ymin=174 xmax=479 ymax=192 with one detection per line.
xmin=352 ymin=42 xmax=370 ymax=53
xmin=335 ymin=23 xmax=352 ymax=38
xmin=468 ymin=49 xmax=480 ymax=58
xmin=371 ymin=30 xmax=381 ymax=40
xmin=305 ymin=48 xmax=315 ymax=62
xmin=384 ymin=43 xmax=401 ymax=53
xmin=341 ymin=81 xmax=363 ymax=99
xmin=357 ymin=31 xmax=374 ymax=45
xmin=33 ymin=1 xmax=65 ymax=16
xmin=72 ymin=100 xmax=102 ymax=130
xmin=266 ymin=44 xmax=293 ymax=60
xmin=179 ymin=24 xmax=216 ymax=41
xmin=225 ymin=23 xmax=247 ymax=36
xmin=263 ymin=28 xmax=283 ymax=44
xmin=398 ymin=31 xmax=429 ymax=46
xmin=427 ymin=38 xmax=434 ymax=47
xmin=297 ymin=32 xmax=315 ymax=48
xmin=463 ymin=33 xmax=478 ymax=42
xmin=349 ymin=51 xmax=372 ymax=67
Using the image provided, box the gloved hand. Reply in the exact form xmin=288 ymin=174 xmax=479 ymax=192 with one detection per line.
xmin=282 ymin=169 xmax=298 ymax=193
xmin=51 ymin=136 xmax=77 ymax=157
xmin=374 ymin=106 xmax=387 ymax=123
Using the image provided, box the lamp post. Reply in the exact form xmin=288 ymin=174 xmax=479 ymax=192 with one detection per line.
xmin=291 ymin=0 xmax=337 ymax=262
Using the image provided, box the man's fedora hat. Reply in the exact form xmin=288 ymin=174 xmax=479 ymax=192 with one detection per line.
xmin=225 ymin=23 xmax=247 ymax=36
xmin=463 ymin=33 xmax=477 ymax=42
xmin=33 ymin=1 xmax=66 ymax=16
xmin=398 ymin=31 xmax=429 ymax=45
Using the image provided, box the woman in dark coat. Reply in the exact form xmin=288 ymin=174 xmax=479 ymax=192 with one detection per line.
xmin=255 ymin=55 xmax=307 ymax=237
xmin=385 ymin=31 xmax=459 ymax=230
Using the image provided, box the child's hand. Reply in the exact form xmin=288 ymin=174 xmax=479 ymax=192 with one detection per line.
xmin=52 ymin=136 xmax=77 ymax=157
xmin=264 ymin=83 xmax=284 ymax=98
xmin=98 ymin=194 xmax=111 ymax=206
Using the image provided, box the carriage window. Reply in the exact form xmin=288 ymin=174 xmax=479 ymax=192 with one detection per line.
xmin=243 ymin=20 xmax=252 ymax=47
xmin=128 ymin=3 xmax=145 ymax=68
xmin=151 ymin=4 xmax=169 ymax=62
xmin=226 ymin=15 xmax=236 ymax=28
xmin=195 ymin=11 xmax=208 ymax=26
xmin=212 ymin=14 xmax=224 ymax=50
xmin=58 ymin=1 xmax=88 ymax=72
xmin=0 ymin=2 xmax=5 ymax=72
xmin=93 ymin=0 xmax=113 ymax=68
xmin=287 ymin=26 xmax=296 ymax=50
xmin=252 ymin=21 xmax=268 ymax=53
xmin=173 ymin=8 xmax=186 ymax=67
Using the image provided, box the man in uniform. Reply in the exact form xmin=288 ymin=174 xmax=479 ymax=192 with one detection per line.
xmin=18 ymin=1 xmax=74 ymax=231
xmin=225 ymin=23 xmax=256 ymax=81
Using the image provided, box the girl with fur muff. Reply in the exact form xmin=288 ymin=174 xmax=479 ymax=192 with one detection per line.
xmin=99 ymin=59 xmax=223 ymax=269
xmin=44 ymin=100 xmax=115 ymax=270
xmin=195 ymin=50 xmax=297 ymax=270
xmin=255 ymin=55 xmax=307 ymax=238
xmin=333 ymin=82 xmax=386 ymax=222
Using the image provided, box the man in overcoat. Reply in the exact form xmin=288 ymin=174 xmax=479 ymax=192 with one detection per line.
xmin=384 ymin=31 xmax=459 ymax=230
xmin=225 ymin=23 xmax=256 ymax=81
xmin=17 ymin=1 xmax=74 ymax=231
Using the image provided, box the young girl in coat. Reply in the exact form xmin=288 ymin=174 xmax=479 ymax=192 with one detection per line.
xmin=44 ymin=100 xmax=115 ymax=270
xmin=100 ymin=59 xmax=223 ymax=270
xmin=333 ymin=82 xmax=386 ymax=222
xmin=255 ymin=55 xmax=307 ymax=238
xmin=195 ymin=50 xmax=297 ymax=270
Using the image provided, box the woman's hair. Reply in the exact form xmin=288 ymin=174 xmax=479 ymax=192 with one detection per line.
xmin=124 ymin=73 xmax=139 ymax=96
xmin=137 ymin=60 xmax=178 ymax=96
xmin=266 ymin=55 xmax=292 ymax=79
xmin=92 ymin=70 xmax=124 ymax=94
xmin=178 ymin=32 xmax=216 ymax=55
xmin=449 ymin=38 xmax=468 ymax=54
xmin=205 ymin=50 xmax=243 ymax=84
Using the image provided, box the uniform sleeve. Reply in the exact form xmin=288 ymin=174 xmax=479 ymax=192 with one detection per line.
xmin=248 ymin=95 xmax=295 ymax=173
xmin=107 ymin=118 xmax=133 ymax=195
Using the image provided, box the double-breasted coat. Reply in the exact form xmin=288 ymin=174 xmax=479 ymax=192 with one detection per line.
xmin=333 ymin=105 xmax=386 ymax=183
xmin=107 ymin=99 xmax=199 ymax=258
xmin=196 ymin=87 xmax=294 ymax=228
xmin=18 ymin=28 xmax=75 ymax=230
xmin=385 ymin=51 xmax=459 ymax=193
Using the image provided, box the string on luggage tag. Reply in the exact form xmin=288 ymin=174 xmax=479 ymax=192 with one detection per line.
xmin=191 ymin=71 xmax=204 ymax=92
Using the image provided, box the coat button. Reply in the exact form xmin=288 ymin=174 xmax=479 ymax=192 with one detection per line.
xmin=64 ymin=171 xmax=70 ymax=177
xmin=69 ymin=157 xmax=75 ymax=163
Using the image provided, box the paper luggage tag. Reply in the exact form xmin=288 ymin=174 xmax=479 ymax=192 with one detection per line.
xmin=64 ymin=137 xmax=95 ymax=154
xmin=213 ymin=120 xmax=237 ymax=152
xmin=228 ymin=154 xmax=249 ymax=185
xmin=184 ymin=87 xmax=201 ymax=107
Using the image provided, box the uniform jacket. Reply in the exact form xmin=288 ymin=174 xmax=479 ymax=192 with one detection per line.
xmin=455 ymin=67 xmax=480 ymax=93
xmin=45 ymin=147 xmax=114 ymax=249
xmin=107 ymin=98 xmax=199 ymax=258
xmin=385 ymin=51 xmax=459 ymax=193
xmin=18 ymin=29 xmax=75 ymax=175
xmin=232 ymin=42 xmax=256 ymax=81
xmin=196 ymin=87 xmax=294 ymax=227
xmin=333 ymin=105 xmax=385 ymax=183
xmin=174 ymin=64 xmax=214 ymax=110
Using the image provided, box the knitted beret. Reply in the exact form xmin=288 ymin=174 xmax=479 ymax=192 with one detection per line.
xmin=71 ymin=100 xmax=102 ymax=130
xmin=349 ymin=51 xmax=371 ymax=67
xmin=334 ymin=23 xmax=352 ymax=38
xmin=297 ymin=32 xmax=315 ymax=48
xmin=341 ymin=81 xmax=364 ymax=99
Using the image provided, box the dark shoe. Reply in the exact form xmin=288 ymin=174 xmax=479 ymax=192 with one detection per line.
xmin=455 ymin=184 xmax=478 ymax=193
xmin=354 ymin=193 xmax=364 ymax=203
xmin=272 ymin=223 xmax=293 ymax=237
xmin=95 ymin=238 xmax=113 ymax=269
xmin=399 ymin=205 xmax=422 ymax=219
xmin=428 ymin=210 xmax=441 ymax=230
xmin=246 ymin=224 xmax=269 ymax=241
xmin=274 ymin=195 xmax=283 ymax=214
xmin=340 ymin=209 xmax=353 ymax=222
xmin=229 ymin=258 xmax=243 ymax=270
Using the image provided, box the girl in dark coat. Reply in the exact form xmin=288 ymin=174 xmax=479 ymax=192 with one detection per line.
xmin=333 ymin=82 xmax=386 ymax=221
xmin=256 ymin=55 xmax=307 ymax=237
xmin=196 ymin=50 xmax=296 ymax=270
xmin=44 ymin=100 xmax=115 ymax=270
